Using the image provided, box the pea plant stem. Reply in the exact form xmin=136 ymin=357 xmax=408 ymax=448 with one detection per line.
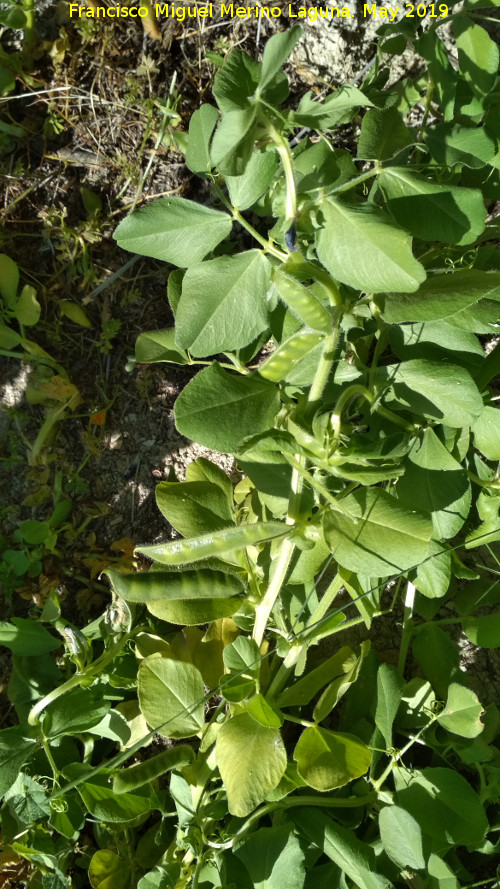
xmin=253 ymin=314 xmax=342 ymax=647
xmin=371 ymin=713 xmax=438 ymax=793
xmin=397 ymin=580 xmax=416 ymax=676
xmin=28 ymin=632 xmax=130 ymax=727
xmin=212 ymin=181 xmax=287 ymax=261
xmin=41 ymin=738 xmax=61 ymax=787
xmin=267 ymin=122 xmax=297 ymax=224
xmin=329 ymin=165 xmax=380 ymax=197
xmin=305 ymin=324 xmax=341 ymax=420
xmin=208 ymin=791 xmax=377 ymax=851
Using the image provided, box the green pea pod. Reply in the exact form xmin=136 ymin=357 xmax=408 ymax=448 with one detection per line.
xmin=105 ymin=567 xmax=243 ymax=602
xmin=273 ymin=269 xmax=332 ymax=333
xmin=136 ymin=521 xmax=290 ymax=566
xmin=259 ymin=330 xmax=325 ymax=382
xmin=105 ymin=567 xmax=246 ymax=625
xmin=113 ymin=745 xmax=194 ymax=794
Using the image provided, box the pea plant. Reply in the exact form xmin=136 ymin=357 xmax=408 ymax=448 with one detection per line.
xmin=2 ymin=12 xmax=500 ymax=889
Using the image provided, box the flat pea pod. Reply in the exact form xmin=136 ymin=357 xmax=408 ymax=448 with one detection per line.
xmin=105 ymin=567 xmax=245 ymax=625
xmin=136 ymin=521 xmax=290 ymax=566
xmin=273 ymin=268 xmax=332 ymax=333
xmin=113 ymin=745 xmax=194 ymax=794
xmin=259 ymin=330 xmax=325 ymax=383
xmin=105 ymin=568 xmax=244 ymax=601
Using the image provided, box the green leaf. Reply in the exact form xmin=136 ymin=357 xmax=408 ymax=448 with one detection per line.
xmin=323 ymin=488 xmax=432 ymax=576
xmin=216 ymin=712 xmax=286 ymax=816
xmin=463 ymin=613 xmax=500 ymax=648
xmin=294 ymin=85 xmax=373 ymax=129
xmin=445 ymin=295 xmax=500 ymax=334
xmin=427 ymin=854 xmax=459 ymax=889
xmin=291 ymin=808 xmax=391 ymax=889
xmin=15 ymin=286 xmax=41 ymax=327
xmin=277 ymin=646 xmax=357 ymax=708
xmin=0 ymin=65 xmax=15 ymax=97
xmin=167 ymin=268 xmax=184 ymax=316
xmin=175 ymin=251 xmax=271 ymax=356
xmin=257 ymin=26 xmax=302 ymax=94
xmin=4 ymin=773 xmax=50 ymax=824
xmin=223 ymin=635 xmax=261 ymax=676
xmin=388 ymin=320 xmax=484 ymax=375
xmin=49 ymin=792 xmax=85 ymax=840
xmin=379 ymin=168 xmax=486 ymax=246
xmin=357 ymin=108 xmax=412 ymax=161
xmin=211 ymin=107 xmax=257 ymax=176
xmin=137 ymin=521 xmax=288 ymax=566
xmin=466 ymin=489 xmax=500 ymax=549
xmin=46 ymin=687 xmax=111 ymax=738
xmin=0 ymin=618 xmax=59 ymax=656
xmin=379 ymin=805 xmax=425 ymax=871
xmin=381 ymin=270 xmax=500 ymax=323
xmin=113 ymin=196 xmax=232 ymax=267
xmin=397 ymin=428 xmax=471 ymax=539
xmin=137 ymin=866 xmax=180 ymax=889
xmin=113 ymin=746 xmax=194 ymax=794
xmin=294 ymin=142 xmax=356 ymax=193
xmin=316 ymin=198 xmax=425 ymax=294
xmin=138 ymin=655 xmax=205 ymax=738
xmin=174 ymin=363 xmax=280 ymax=453
xmin=235 ymin=824 xmax=305 ymax=889
xmin=226 ymin=148 xmax=278 ymax=211
xmin=396 ymin=767 xmax=488 ymax=849
xmin=213 ymin=50 xmax=261 ymax=112
xmin=313 ymin=642 xmax=370 ymax=722
xmin=417 ymin=30 xmax=456 ymax=121
xmin=453 ymin=15 xmax=499 ymax=99
xmin=412 ymin=624 xmax=460 ymax=700
xmin=19 ymin=519 xmax=50 ymax=544
xmin=415 ymin=540 xmax=452 ymax=599
xmin=247 ymin=694 xmax=283 ymax=729
xmin=156 ymin=479 xmax=233 ymax=537
xmin=135 ymin=329 xmax=188 ymax=365
xmin=379 ymin=359 xmax=483 ymax=428
xmin=185 ymin=456 xmax=233 ymax=499
xmin=89 ymin=849 xmax=131 ymax=889
xmin=0 ymin=6 xmax=27 ymax=27
xmin=63 ymin=763 xmax=151 ymax=823
xmin=294 ymin=726 xmax=371 ymax=792
xmin=185 ymin=104 xmax=219 ymax=174
xmin=472 ymin=406 xmax=500 ymax=460
xmin=437 ymin=683 xmax=484 ymax=738
xmin=375 ymin=664 xmax=404 ymax=748
xmin=0 ymin=726 xmax=37 ymax=797
xmin=0 ymin=324 xmax=21 ymax=349
xmin=426 ymin=123 xmax=498 ymax=169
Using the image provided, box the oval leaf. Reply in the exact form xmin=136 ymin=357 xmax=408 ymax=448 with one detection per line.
xmin=294 ymin=726 xmax=371 ymax=791
xmin=316 ymin=198 xmax=425 ymax=294
xmin=437 ymin=683 xmax=484 ymax=738
xmin=216 ymin=712 xmax=286 ymax=816
xmin=113 ymin=196 xmax=232 ymax=267
xmin=138 ymin=656 xmax=205 ymax=738
xmin=323 ymin=488 xmax=432 ymax=576
xmin=174 ymin=363 xmax=280 ymax=453
xmin=175 ymin=251 xmax=271 ymax=356
xmin=381 ymin=270 xmax=500 ymax=323
xmin=379 ymin=805 xmax=425 ymax=871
